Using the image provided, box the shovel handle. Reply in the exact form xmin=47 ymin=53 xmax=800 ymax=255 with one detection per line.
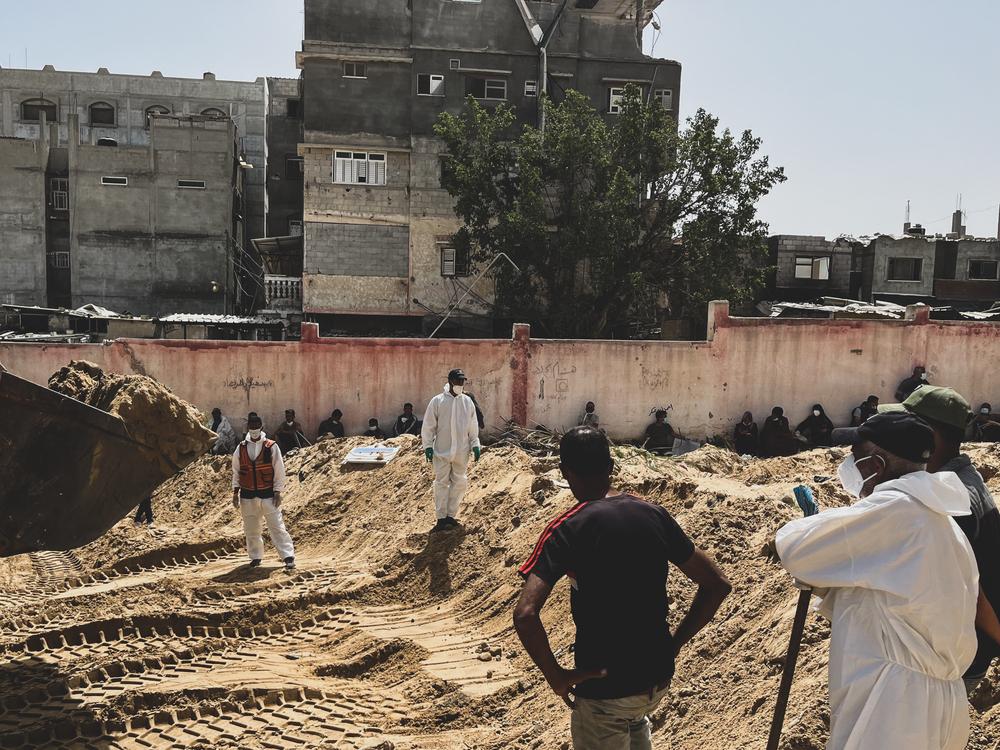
xmin=766 ymin=588 xmax=812 ymax=750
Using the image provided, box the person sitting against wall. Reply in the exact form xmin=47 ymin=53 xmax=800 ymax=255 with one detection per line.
xmin=580 ymin=401 xmax=600 ymax=430
xmin=317 ymin=409 xmax=345 ymax=440
xmin=275 ymin=409 xmax=306 ymax=454
xmin=971 ymin=403 xmax=1000 ymax=443
xmin=895 ymin=365 xmax=929 ymax=402
xmin=795 ymin=404 xmax=835 ymax=447
xmin=851 ymin=395 xmax=880 ymax=427
xmin=365 ymin=418 xmax=387 ymax=440
xmin=393 ymin=403 xmax=421 ymax=437
xmin=733 ymin=412 xmax=759 ymax=456
xmin=760 ymin=407 xmax=798 ymax=458
xmin=643 ymin=410 xmax=676 ymax=455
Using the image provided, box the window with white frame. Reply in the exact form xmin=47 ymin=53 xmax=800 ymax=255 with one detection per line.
xmin=418 ymin=74 xmax=445 ymax=96
xmin=439 ymin=242 xmax=470 ymax=277
xmin=794 ymin=255 xmax=831 ymax=281
xmin=969 ymin=259 xmax=999 ymax=280
xmin=653 ymin=89 xmax=673 ymax=110
xmin=343 ymin=61 xmax=367 ymax=79
xmin=524 ymin=80 xmax=538 ymax=97
xmin=466 ymin=77 xmax=506 ymax=100
xmin=50 ymin=178 xmax=69 ymax=211
xmin=334 ymin=151 xmax=387 ymax=185
xmin=608 ymin=87 xmax=625 ymax=114
xmin=101 ymin=176 xmax=128 ymax=187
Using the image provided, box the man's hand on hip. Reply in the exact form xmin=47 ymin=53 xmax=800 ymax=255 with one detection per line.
xmin=232 ymin=489 xmax=240 ymax=509
xmin=546 ymin=665 xmax=607 ymax=709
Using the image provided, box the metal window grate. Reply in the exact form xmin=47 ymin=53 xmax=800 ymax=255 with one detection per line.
xmin=101 ymin=176 xmax=128 ymax=187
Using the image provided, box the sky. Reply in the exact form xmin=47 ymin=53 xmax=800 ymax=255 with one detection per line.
xmin=3 ymin=0 xmax=998 ymax=239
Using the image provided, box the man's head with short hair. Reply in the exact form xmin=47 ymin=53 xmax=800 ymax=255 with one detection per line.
xmin=655 ymin=409 xmax=667 ymax=421
xmin=368 ymin=418 xmax=379 ymax=427
xmin=771 ymin=406 xmax=784 ymax=418
xmin=913 ymin=365 xmax=926 ymax=377
xmin=585 ymin=401 xmax=596 ymax=414
xmin=404 ymin=403 xmax=413 ymax=414
xmin=867 ymin=395 xmax=879 ymax=406
xmin=247 ymin=414 xmax=262 ymax=430
xmin=560 ymin=426 xmax=613 ymax=501
xmin=285 ymin=409 xmax=295 ymax=419
xmin=332 ymin=409 xmax=342 ymax=420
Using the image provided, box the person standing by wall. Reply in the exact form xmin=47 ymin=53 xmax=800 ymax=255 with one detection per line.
xmin=422 ymin=368 xmax=481 ymax=532
xmin=232 ymin=414 xmax=296 ymax=571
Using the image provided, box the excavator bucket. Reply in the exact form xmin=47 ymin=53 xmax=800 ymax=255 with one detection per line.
xmin=0 ymin=369 xmax=178 ymax=556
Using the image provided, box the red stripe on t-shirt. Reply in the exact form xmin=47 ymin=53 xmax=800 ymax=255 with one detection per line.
xmin=518 ymin=502 xmax=590 ymax=577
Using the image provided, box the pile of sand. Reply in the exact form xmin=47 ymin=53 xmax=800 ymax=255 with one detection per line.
xmin=48 ymin=360 xmax=215 ymax=472
xmin=9 ymin=432 xmax=1000 ymax=748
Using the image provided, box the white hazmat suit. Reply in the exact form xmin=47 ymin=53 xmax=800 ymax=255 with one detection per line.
xmin=421 ymin=385 xmax=481 ymax=520
xmin=231 ymin=433 xmax=295 ymax=562
xmin=776 ymin=471 xmax=978 ymax=750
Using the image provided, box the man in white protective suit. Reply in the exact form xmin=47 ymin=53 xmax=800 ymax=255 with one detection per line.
xmin=775 ymin=411 xmax=978 ymax=750
xmin=421 ymin=368 xmax=482 ymax=532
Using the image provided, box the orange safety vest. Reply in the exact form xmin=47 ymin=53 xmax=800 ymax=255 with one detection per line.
xmin=238 ymin=440 xmax=276 ymax=495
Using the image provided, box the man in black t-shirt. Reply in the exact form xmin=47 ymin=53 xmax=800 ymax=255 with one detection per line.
xmin=513 ymin=427 xmax=732 ymax=750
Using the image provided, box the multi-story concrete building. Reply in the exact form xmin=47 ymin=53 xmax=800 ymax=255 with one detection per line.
xmin=0 ymin=113 xmax=244 ymax=314
xmin=766 ymin=235 xmax=855 ymax=301
xmin=264 ymin=77 xmax=304 ymax=239
xmin=297 ymin=0 xmax=679 ymax=334
xmin=0 ymin=66 xmax=267 ymax=242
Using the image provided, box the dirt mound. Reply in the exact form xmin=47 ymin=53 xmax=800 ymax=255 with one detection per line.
xmin=2 ymin=435 xmax=999 ymax=748
xmin=48 ymin=360 xmax=215 ymax=472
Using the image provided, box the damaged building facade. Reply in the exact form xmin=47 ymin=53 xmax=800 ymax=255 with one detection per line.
xmin=297 ymin=0 xmax=679 ymax=334
xmin=0 ymin=66 xmax=305 ymax=315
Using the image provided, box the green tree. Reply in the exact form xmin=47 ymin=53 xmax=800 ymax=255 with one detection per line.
xmin=434 ymin=86 xmax=785 ymax=338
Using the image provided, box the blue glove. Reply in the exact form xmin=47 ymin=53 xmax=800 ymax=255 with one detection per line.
xmin=425 ymin=448 xmax=434 ymax=462
xmin=473 ymin=446 xmax=481 ymax=462
xmin=793 ymin=485 xmax=818 ymax=517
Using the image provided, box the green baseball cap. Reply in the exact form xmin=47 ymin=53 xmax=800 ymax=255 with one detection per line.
xmin=878 ymin=385 xmax=971 ymax=431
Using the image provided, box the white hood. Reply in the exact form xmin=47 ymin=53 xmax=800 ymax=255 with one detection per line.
xmin=875 ymin=470 xmax=971 ymax=517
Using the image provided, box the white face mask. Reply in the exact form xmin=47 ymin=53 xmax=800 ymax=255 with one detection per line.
xmin=813 ymin=410 xmax=821 ymax=417
xmin=981 ymin=408 xmax=990 ymax=415
xmin=838 ymin=454 xmax=880 ymax=498
xmin=920 ymin=372 xmax=928 ymax=381
xmin=249 ymin=428 xmax=262 ymax=440
xmin=452 ymin=384 xmax=465 ymax=395
xmin=286 ymin=420 xmax=294 ymax=426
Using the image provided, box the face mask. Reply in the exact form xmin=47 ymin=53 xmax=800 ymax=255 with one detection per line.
xmin=249 ymin=429 xmax=262 ymax=440
xmin=286 ymin=420 xmax=294 ymax=426
xmin=981 ymin=408 xmax=990 ymax=415
xmin=920 ymin=373 xmax=928 ymax=381
xmin=838 ymin=454 xmax=880 ymax=498
xmin=813 ymin=410 xmax=821 ymax=417
xmin=452 ymin=385 xmax=465 ymax=395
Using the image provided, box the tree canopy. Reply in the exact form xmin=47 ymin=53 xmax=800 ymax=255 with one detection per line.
xmin=434 ymin=86 xmax=785 ymax=338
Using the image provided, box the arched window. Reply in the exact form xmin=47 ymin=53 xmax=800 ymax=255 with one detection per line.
xmin=21 ymin=98 xmax=57 ymax=123
xmin=89 ymin=101 xmax=116 ymax=126
xmin=144 ymin=105 xmax=170 ymax=129
xmin=201 ymin=107 xmax=228 ymax=118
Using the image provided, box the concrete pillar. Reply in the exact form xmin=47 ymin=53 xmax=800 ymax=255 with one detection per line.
xmin=511 ymin=323 xmax=531 ymax=427
xmin=905 ymin=304 xmax=931 ymax=324
xmin=300 ymin=321 xmax=320 ymax=343
xmin=706 ymin=300 xmax=730 ymax=341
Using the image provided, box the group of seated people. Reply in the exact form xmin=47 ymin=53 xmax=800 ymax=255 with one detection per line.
xmin=580 ymin=401 xmax=679 ymax=455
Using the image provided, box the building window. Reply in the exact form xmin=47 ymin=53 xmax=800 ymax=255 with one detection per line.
xmin=524 ymin=80 xmax=539 ymax=97
xmin=89 ymin=102 xmax=116 ymax=126
xmin=418 ymin=74 xmax=445 ymax=96
xmin=466 ymin=77 xmax=506 ymax=101
xmin=101 ymin=176 xmax=128 ymax=187
xmin=343 ymin=62 xmax=367 ymax=79
xmin=334 ymin=151 xmax=386 ymax=185
xmin=887 ymin=257 xmax=923 ymax=281
xmin=49 ymin=252 xmax=70 ymax=270
xmin=201 ymin=108 xmax=228 ymax=118
xmin=177 ymin=179 xmax=206 ymax=189
xmin=50 ymin=178 xmax=69 ymax=211
xmin=21 ymin=98 xmax=57 ymax=122
xmin=794 ymin=255 xmax=831 ymax=281
xmin=286 ymin=98 xmax=302 ymax=118
xmin=969 ymin=259 xmax=999 ymax=280
xmin=653 ymin=89 xmax=673 ymax=110
xmin=288 ymin=219 xmax=303 ymax=237
xmin=608 ymin=87 xmax=625 ymax=114
xmin=439 ymin=242 xmax=470 ymax=277
xmin=285 ymin=155 xmax=304 ymax=180
xmin=449 ymin=59 xmax=461 ymax=70
xmin=145 ymin=105 xmax=170 ymax=129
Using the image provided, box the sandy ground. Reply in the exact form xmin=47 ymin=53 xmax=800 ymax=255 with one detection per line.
xmin=1 ymin=436 xmax=999 ymax=749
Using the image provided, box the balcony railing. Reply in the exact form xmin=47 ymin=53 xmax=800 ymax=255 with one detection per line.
xmin=264 ymin=274 xmax=302 ymax=309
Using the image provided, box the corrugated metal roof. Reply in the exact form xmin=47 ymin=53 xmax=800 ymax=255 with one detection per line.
xmin=159 ymin=313 xmax=281 ymax=325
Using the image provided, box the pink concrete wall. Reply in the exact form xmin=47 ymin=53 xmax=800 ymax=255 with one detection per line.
xmin=3 ymin=307 xmax=1000 ymax=441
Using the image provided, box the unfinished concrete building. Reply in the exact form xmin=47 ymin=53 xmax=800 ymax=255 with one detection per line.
xmin=297 ymin=0 xmax=679 ymax=334
xmin=0 ymin=113 xmax=244 ymax=315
